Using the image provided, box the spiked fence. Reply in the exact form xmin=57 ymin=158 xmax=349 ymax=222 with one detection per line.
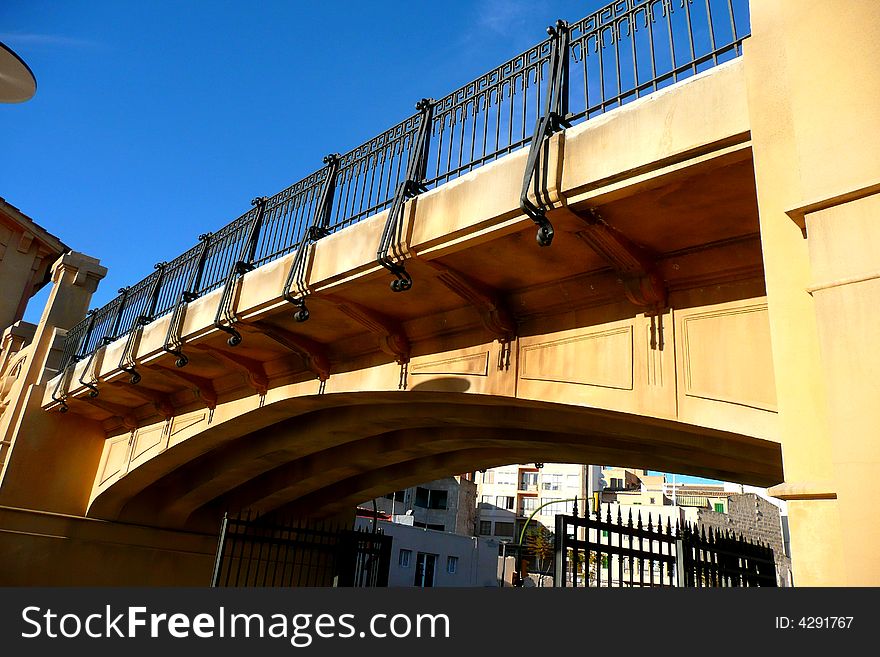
xmin=211 ymin=511 xmax=392 ymax=587
xmin=554 ymin=505 xmax=777 ymax=587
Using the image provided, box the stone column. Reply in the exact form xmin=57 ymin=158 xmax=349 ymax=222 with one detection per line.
xmin=0 ymin=251 xmax=108 ymax=515
xmin=744 ymin=0 xmax=880 ymax=584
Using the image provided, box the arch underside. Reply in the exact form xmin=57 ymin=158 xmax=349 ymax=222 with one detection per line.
xmin=90 ymin=392 xmax=783 ymax=532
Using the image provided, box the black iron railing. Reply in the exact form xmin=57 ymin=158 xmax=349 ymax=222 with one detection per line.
xmin=425 ymin=35 xmax=555 ymax=190
xmin=567 ymin=0 xmax=748 ymax=122
xmin=55 ymin=0 xmax=750 ymax=377
xmin=211 ymin=512 xmax=392 ymax=588
xmin=554 ymin=505 xmax=777 ymax=587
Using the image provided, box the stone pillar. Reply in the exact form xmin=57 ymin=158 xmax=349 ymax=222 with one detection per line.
xmin=744 ymin=0 xmax=880 ymax=584
xmin=0 ymin=251 xmax=108 ymax=514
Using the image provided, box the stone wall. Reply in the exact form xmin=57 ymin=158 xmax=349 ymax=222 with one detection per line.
xmin=697 ymin=493 xmax=792 ymax=586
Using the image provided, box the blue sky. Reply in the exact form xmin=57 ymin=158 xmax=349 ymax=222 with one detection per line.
xmin=2 ymin=1 xmax=726 ymax=487
xmin=3 ymin=0 xmax=598 ymax=319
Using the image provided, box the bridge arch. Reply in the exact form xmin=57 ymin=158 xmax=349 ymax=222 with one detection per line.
xmin=89 ymin=390 xmax=782 ymax=532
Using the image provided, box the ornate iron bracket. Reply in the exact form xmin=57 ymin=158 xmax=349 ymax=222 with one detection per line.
xmin=51 ymin=309 xmax=98 ymax=412
xmin=50 ymin=361 xmax=76 ymax=413
xmin=77 ymin=286 xmax=130 ymax=398
xmin=214 ymin=197 xmax=268 ymax=347
xmin=376 ymin=98 xmax=434 ymax=292
xmin=282 ymin=154 xmax=340 ymax=323
xmin=119 ymin=263 xmax=167 ymax=384
xmin=520 ymin=20 xmax=571 ymax=247
xmin=163 ymin=232 xmax=212 ymax=367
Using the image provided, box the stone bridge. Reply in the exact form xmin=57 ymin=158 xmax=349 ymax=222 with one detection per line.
xmin=0 ymin=1 xmax=878 ymax=586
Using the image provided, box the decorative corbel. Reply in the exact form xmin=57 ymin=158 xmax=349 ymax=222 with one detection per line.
xmin=149 ymin=365 xmax=218 ymax=409
xmin=196 ymin=344 xmax=269 ymax=396
xmin=78 ymin=395 xmax=138 ymax=430
xmin=574 ymin=208 xmax=667 ymax=313
xmin=109 ymin=381 xmax=175 ymax=420
xmin=244 ymin=322 xmax=331 ymax=382
xmin=424 ymin=261 xmax=517 ymax=342
xmin=325 ymin=296 xmax=410 ymax=365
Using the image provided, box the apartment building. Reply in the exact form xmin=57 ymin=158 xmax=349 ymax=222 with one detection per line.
xmin=475 ymin=463 xmax=600 ymax=542
xmin=354 ymin=518 xmax=499 ymax=587
xmin=364 ymin=475 xmax=477 ymax=536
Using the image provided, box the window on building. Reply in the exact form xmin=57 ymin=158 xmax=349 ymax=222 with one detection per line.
xmin=414 ymin=487 xmax=448 ymax=510
xmin=520 ymin=472 xmax=538 ymax=489
xmin=714 ymin=503 xmax=724 ymax=513
xmin=414 ymin=522 xmax=445 ymax=532
xmin=566 ymin=474 xmax=580 ymax=488
xmin=494 ymin=522 xmax=514 ymax=537
xmin=481 ymin=471 xmax=494 ymax=484
xmin=447 ymin=556 xmax=458 ymax=574
xmin=650 ymin=497 xmax=656 ymax=505
xmin=610 ymin=477 xmax=623 ymax=489
xmin=480 ymin=495 xmax=493 ymax=508
xmin=495 ymin=495 xmax=514 ymax=510
xmin=414 ymin=487 xmax=429 ymax=508
xmin=519 ymin=496 xmax=538 ymax=515
xmin=540 ymin=497 xmax=568 ymax=516
xmin=429 ymin=489 xmax=448 ymax=510
xmin=399 ymin=549 xmax=412 ymax=567
xmin=479 ymin=521 xmax=492 ymax=535
xmin=542 ymin=474 xmax=562 ymax=491
xmin=414 ymin=552 xmax=437 ymax=587
xmin=496 ymin=470 xmax=517 ymax=486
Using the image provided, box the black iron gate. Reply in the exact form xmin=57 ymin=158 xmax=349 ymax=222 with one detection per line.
xmin=211 ymin=512 xmax=392 ymax=587
xmin=554 ymin=507 xmax=777 ymax=587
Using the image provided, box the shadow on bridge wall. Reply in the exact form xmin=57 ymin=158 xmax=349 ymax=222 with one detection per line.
xmin=409 ymin=377 xmax=471 ymax=393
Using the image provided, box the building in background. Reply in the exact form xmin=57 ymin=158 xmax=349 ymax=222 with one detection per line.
xmin=354 ymin=517 xmax=498 ymax=587
xmin=362 ymin=475 xmax=477 ymax=536
xmin=600 ymin=467 xmax=669 ymax=507
xmin=475 ymin=463 xmax=601 ymax=543
xmin=0 ymin=198 xmax=68 ymax=331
